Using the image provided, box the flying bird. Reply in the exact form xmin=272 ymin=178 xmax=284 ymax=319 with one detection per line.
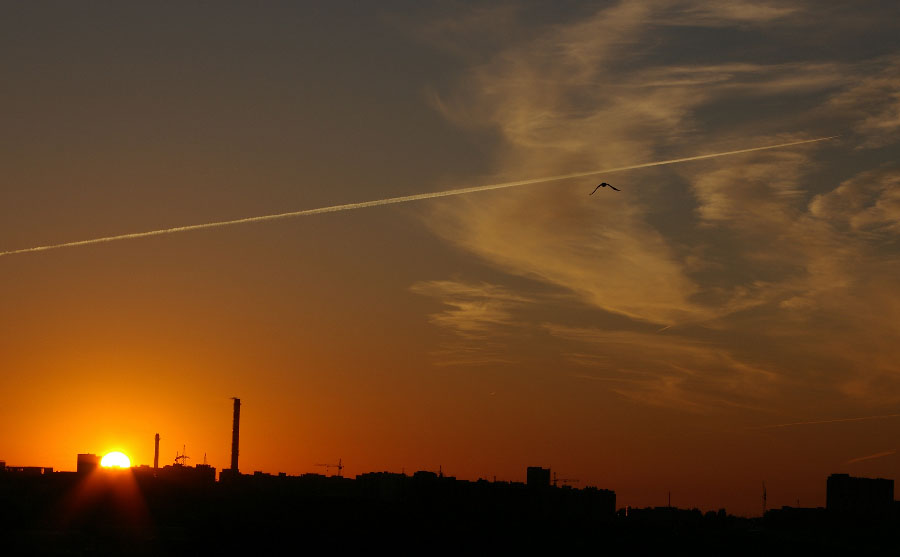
xmin=590 ymin=182 xmax=620 ymax=194
xmin=0 ymin=136 xmax=837 ymax=259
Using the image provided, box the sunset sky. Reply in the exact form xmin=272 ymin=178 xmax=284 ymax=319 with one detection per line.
xmin=2 ymin=1 xmax=900 ymax=516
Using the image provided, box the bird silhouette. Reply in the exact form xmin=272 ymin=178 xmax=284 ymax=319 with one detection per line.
xmin=590 ymin=182 xmax=620 ymax=194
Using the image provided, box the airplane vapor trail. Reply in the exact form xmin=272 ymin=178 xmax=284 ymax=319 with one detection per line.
xmin=0 ymin=136 xmax=837 ymax=258
xmin=845 ymin=449 xmax=896 ymax=465
xmin=751 ymin=413 xmax=900 ymax=430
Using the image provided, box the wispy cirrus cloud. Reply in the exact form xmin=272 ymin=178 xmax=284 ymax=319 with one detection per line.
xmin=414 ymin=1 xmax=900 ymax=407
xmin=410 ymin=279 xmax=534 ymax=366
xmin=657 ymin=1 xmax=801 ymax=26
xmin=632 ymin=62 xmax=845 ymax=94
xmin=810 ymin=166 xmax=900 ymax=234
xmin=425 ymin=191 xmax=710 ymax=326
xmin=423 ymin=3 xmax=845 ymax=327
xmin=545 ymin=324 xmax=779 ymax=411
xmin=826 ymin=59 xmax=900 ymax=148
xmin=410 ymin=279 xmax=532 ymax=339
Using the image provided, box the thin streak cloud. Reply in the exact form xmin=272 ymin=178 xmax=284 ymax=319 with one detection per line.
xmin=0 ymin=137 xmax=836 ymax=258
xmin=845 ymin=449 xmax=896 ymax=465
xmin=752 ymin=413 xmax=900 ymax=429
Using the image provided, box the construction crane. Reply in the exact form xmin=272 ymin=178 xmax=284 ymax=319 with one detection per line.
xmin=314 ymin=458 xmax=343 ymax=477
xmin=174 ymin=445 xmax=190 ymax=467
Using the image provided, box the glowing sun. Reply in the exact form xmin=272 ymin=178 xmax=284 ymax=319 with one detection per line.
xmin=101 ymin=451 xmax=131 ymax=468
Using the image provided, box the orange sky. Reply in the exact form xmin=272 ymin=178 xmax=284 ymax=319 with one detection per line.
xmin=2 ymin=2 xmax=900 ymax=516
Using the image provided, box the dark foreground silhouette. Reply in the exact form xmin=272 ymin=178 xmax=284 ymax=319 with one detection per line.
xmin=2 ymin=466 xmax=898 ymax=555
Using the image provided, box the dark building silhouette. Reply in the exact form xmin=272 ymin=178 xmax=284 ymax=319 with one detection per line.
xmin=826 ymin=473 xmax=894 ymax=516
xmin=356 ymin=471 xmax=407 ymax=502
xmin=2 ymin=389 xmax=895 ymax=552
xmin=6 ymin=449 xmax=900 ymax=553
xmin=134 ymin=461 xmax=216 ymax=485
xmin=76 ymin=453 xmax=99 ymax=474
xmin=764 ymin=505 xmax=827 ymax=529
xmin=527 ymin=466 xmax=551 ymax=489
xmin=0 ymin=465 xmax=53 ymax=475
xmin=580 ymin=486 xmax=616 ymax=519
xmin=625 ymin=505 xmax=704 ymax=523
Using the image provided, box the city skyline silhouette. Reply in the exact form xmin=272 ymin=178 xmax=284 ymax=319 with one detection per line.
xmin=3 ymin=396 xmax=897 ymax=522
xmin=3 ymin=435 xmax=897 ymax=554
xmin=2 ymin=1 xmax=900 ymax=530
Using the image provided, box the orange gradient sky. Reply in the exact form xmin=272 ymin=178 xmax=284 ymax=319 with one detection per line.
xmin=2 ymin=2 xmax=900 ymax=516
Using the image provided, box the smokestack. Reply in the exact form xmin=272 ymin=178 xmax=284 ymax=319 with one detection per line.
xmin=231 ymin=398 xmax=241 ymax=473
xmin=154 ymin=433 xmax=160 ymax=469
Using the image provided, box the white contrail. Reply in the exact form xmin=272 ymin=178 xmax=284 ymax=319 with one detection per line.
xmin=845 ymin=449 xmax=896 ymax=465
xmin=0 ymin=136 xmax=837 ymax=258
xmin=751 ymin=413 xmax=900 ymax=430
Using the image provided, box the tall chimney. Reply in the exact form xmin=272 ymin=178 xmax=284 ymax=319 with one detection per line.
xmin=230 ymin=398 xmax=241 ymax=473
xmin=154 ymin=433 xmax=160 ymax=469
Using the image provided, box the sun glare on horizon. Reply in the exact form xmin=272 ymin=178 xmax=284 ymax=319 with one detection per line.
xmin=100 ymin=451 xmax=131 ymax=468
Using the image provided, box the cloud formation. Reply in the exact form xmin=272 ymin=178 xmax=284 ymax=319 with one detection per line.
xmin=410 ymin=279 xmax=532 ymax=339
xmin=545 ymin=324 xmax=778 ymax=411
xmin=826 ymin=59 xmax=900 ymax=148
xmin=810 ymin=166 xmax=900 ymax=234
xmin=410 ymin=279 xmax=534 ymax=366
xmin=417 ymin=2 xmax=900 ymax=409
xmin=659 ymin=1 xmax=801 ymax=25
